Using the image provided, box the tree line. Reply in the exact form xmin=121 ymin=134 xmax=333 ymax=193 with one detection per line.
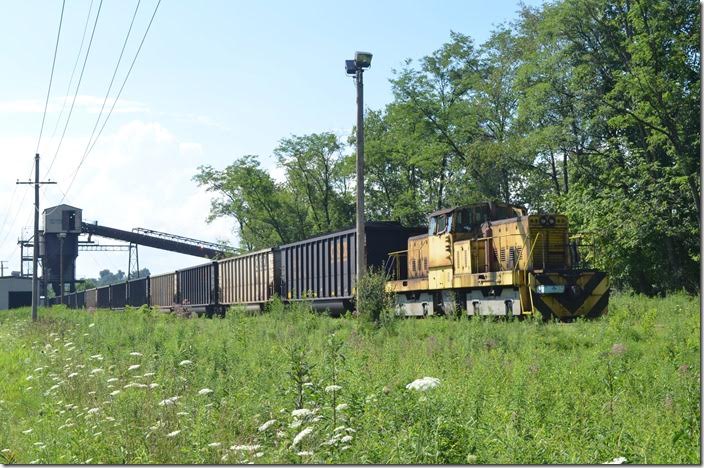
xmin=195 ymin=0 xmax=699 ymax=295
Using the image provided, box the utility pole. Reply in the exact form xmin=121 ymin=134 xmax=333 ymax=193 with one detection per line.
xmin=17 ymin=154 xmax=56 ymax=321
xmin=0 ymin=261 xmax=6 ymax=277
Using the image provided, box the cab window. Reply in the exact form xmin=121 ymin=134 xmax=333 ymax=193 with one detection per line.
xmin=428 ymin=217 xmax=437 ymax=236
xmin=436 ymin=215 xmax=447 ymax=234
xmin=456 ymin=209 xmax=472 ymax=232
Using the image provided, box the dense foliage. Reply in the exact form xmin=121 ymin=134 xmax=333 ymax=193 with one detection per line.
xmin=0 ymin=294 xmax=699 ymax=463
xmin=194 ymin=0 xmax=699 ymax=294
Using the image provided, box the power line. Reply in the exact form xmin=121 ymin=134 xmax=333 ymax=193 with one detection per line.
xmin=49 ymin=0 xmax=96 ymax=141
xmin=35 ymin=0 xmax=66 ymax=155
xmin=80 ymin=0 xmax=142 ymax=165
xmin=60 ymin=0 xmax=162 ymax=202
xmin=43 ymin=0 xmax=104 ymax=180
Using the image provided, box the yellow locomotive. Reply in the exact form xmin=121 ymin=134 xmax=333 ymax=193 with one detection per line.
xmin=386 ymin=201 xmax=609 ymax=320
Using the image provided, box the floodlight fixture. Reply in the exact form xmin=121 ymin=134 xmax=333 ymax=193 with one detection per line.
xmin=354 ymin=51 xmax=373 ymax=68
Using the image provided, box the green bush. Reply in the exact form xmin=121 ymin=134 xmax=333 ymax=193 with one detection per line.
xmin=354 ymin=267 xmax=395 ymax=325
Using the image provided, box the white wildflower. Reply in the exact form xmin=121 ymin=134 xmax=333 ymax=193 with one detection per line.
xmin=345 ymin=428 xmax=356 ymax=433
xmin=176 ymin=412 xmax=189 ymax=416
xmin=105 ymin=416 xmax=115 ymax=422
xmin=341 ymin=445 xmax=351 ymax=451
xmin=110 ymin=390 xmax=121 ymax=396
xmin=107 ymin=378 xmax=118 ymax=383
xmin=64 ymin=342 xmax=74 ymax=347
xmin=198 ymin=388 xmax=213 ymax=395
xmin=604 ymin=457 xmax=628 ymax=464
xmin=297 ymin=451 xmax=314 ymax=456
xmin=258 ymin=419 xmax=277 ymax=432
xmin=208 ymin=442 xmax=221 ymax=448
xmin=230 ymin=444 xmax=261 ymax=451
xmin=124 ymin=382 xmax=148 ymax=389
xmin=221 ymin=454 xmax=229 ymax=462
xmin=129 ymin=352 xmax=143 ymax=356
xmin=87 ymin=407 xmax=100 ymax=414
xmin=26 ymin=386 xmax=33 ymax=391
xmin=84 ymin=458 xmax=93 ymax=464
xmin=325 ymin=385 xmax=342 ymax=393
xmin=289 ymin=419 xmax=302 ymax=429
xmin=333 ymin=426 xmax=346 ymax=433
xmin=302 ymin=382 xmax=313 ymax=388
xmin=26 ymin=375 xmax=33 ymax=381
xmin=291 ymin=427 xmax=313 ymax=447
xmin=93 ymin=432 xmax=102 ymax=437
xmin=22 ymin=428 xmax=33 ymax=434
xmin=159 ymin=396 xmax=179 ymax=406
xmin=29 ymin=459 xmax=40 ymax=464
xmin=335 ymin=403 xmax=348 ymax=411
xmin=127 ymin=364 xmax=141 ymax=371
xmin=255 ymin=452 xmax=263 ymax=458
xmin=90 ymin=368 xmax=104 ymax=374
xmin=341 ymin=435 xmax=353 ymax=443
xmin=143 ymin=372 xmax=155 ymax=377
xmin=166 ymin=430 xmax=181 ymax=438
xmin=88 ymin=323 xmax=95 ymax=328
xmin=405 ymin=376 xmax=441 ymax=392
xmin=149 ymin=383 xmax=159 ymax=389
xmin=178 ymin=360 xmax=192 ymax=366
xmin=89 ymin=354 xmax=102 ymax=360
xmin=34 ymin=367 xmax=44 ymax=373
xmin=291 ymin=408 xmax=313 ymax=418
xmin=87 ymin=391 xmax=96 ymax=395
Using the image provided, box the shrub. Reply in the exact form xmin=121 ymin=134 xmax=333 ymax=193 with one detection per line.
xmin=354 ymin=267 xmax=395 ymax=325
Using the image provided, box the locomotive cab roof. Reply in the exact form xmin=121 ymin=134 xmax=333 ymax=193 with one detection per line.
xmin=427 ymin=201 xmax=527 ymax=236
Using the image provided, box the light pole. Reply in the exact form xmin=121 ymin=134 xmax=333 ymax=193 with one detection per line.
xmin=346 ymin=51 xmax=372 ymax=303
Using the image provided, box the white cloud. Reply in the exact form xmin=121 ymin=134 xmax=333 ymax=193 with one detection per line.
xmin=0 ymin=120 xmax=238 ymax=278
xmin=0 ymin=95 xmax=149 ymax=115
xmin=179 ymin=142 xmax=203 ymax=158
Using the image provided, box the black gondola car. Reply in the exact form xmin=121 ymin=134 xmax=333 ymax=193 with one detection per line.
xmin=127 ymin=277 xmax=149 ymax=307
xmin=177 ymin=262 xmax=217 ymax=311
xmin=97 ymin=286 xmax=110 ymax=309
xmin=109 ymin=282 xmax=127 ymax=309
xmin=278 ymin=222 xmax=425 ymax=314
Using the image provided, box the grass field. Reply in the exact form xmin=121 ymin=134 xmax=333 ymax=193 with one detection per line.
xmin=0 ymin=293 xmax=699 ymax=464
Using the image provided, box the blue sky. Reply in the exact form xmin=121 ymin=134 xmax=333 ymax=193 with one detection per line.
xmin=0 ymin=0 xmax=543 ymax=279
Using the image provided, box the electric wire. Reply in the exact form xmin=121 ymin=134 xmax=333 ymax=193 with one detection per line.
xmin=59 ymin=0 xmax=162 ymax=204
xmin=35 ymin=0 xmax=66 ymax=155
xmin=80 ymin=0 xmax=142 ymax=167
xmin=49 ymin=0 xmax=96 ymax=140
xmin=0 ymin=1 xmax=63 ymax=259
xmin=43 ymin=0 xmax=104 ymax=179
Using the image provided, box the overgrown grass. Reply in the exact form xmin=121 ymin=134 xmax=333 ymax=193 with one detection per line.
xmin=0 ymin=294 xmax=699 ymax=464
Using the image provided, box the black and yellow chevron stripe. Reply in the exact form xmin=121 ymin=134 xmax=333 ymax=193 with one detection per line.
xmin=531 ymin=270 xmax=609 ymax=320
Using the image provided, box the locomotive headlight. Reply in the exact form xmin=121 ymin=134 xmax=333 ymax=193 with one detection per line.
xmin=548 ymin=216 xmax=556 ymax=226
xmin=540 ymin=216 xmax=548 ymax=226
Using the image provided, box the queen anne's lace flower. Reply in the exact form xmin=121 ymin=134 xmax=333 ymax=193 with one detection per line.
xmin=405 ymin=377 xmax=440 ymax=392
xmin=291 ymin=427 xmax=313 ymax=447
xmin=258 ymin=419 xmax=277 ymax=432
